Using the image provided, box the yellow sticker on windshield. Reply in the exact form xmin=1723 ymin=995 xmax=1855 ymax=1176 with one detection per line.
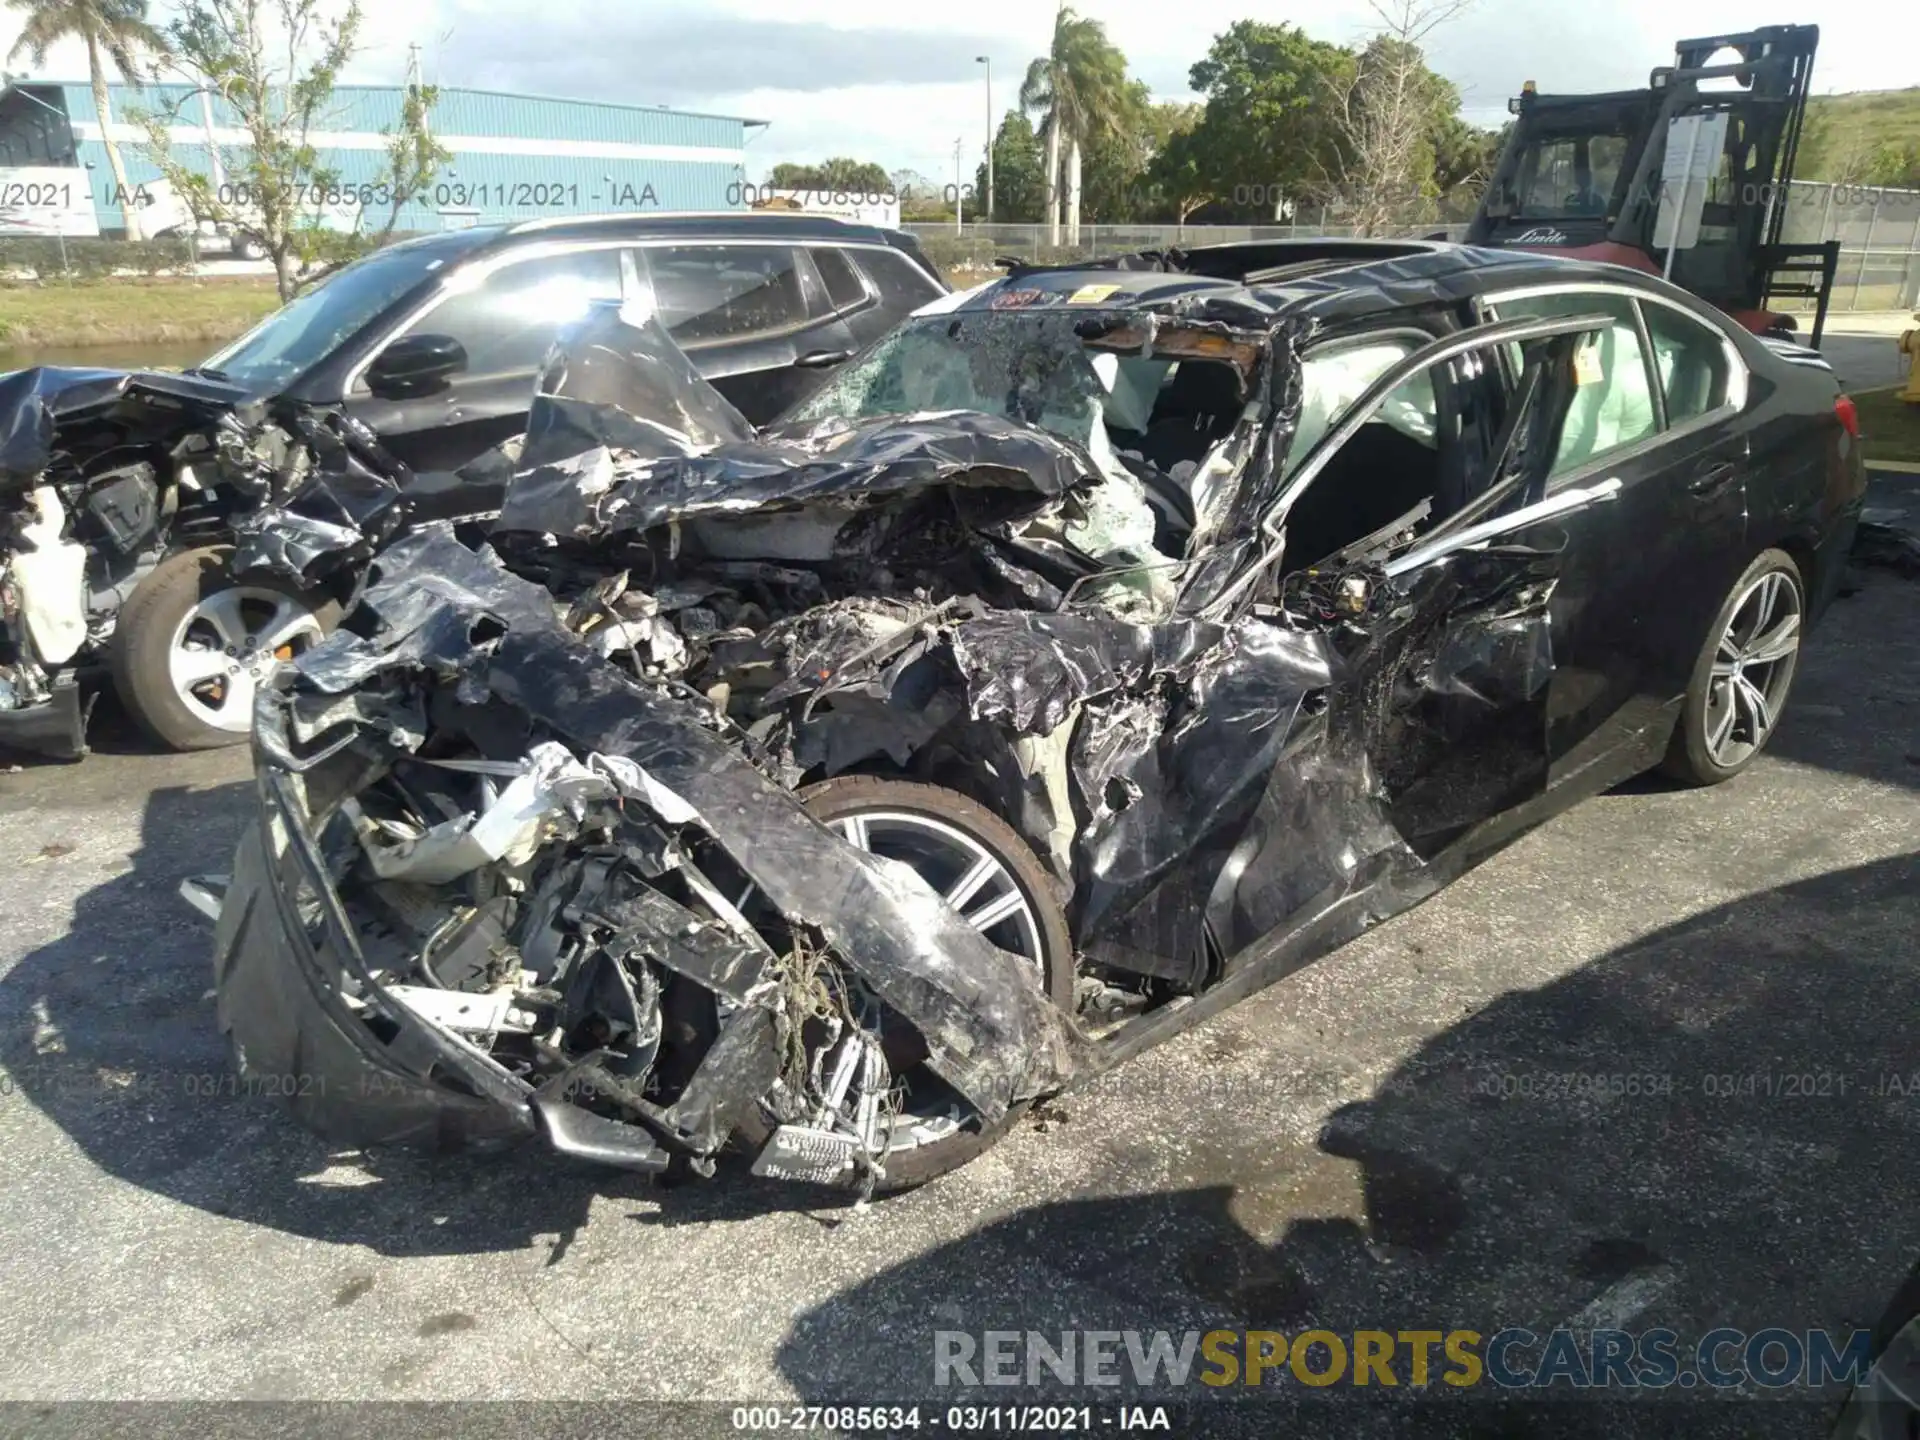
xmin=1067 ymin=283 xmax=1120 ymax=305
xmin=1573 ymin=341 xmax=1604 ymax=386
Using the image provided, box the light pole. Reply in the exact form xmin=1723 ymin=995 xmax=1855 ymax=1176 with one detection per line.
xmin=976 ymin=55 xmax=993 ymax=224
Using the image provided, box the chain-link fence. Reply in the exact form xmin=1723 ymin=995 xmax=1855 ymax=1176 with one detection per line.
xmin=909 ymin=182 xmax=1920 ymax=314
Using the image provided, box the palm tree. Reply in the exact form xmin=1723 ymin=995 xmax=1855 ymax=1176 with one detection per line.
xmin=7 ymin=0 xmax=167 ymax=240
xmin=1019 ymin=5 xmax=1131 ymax=248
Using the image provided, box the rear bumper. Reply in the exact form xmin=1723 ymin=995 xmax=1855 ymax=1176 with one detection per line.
xmin=0 ymin=671 xmax=91 ymax=761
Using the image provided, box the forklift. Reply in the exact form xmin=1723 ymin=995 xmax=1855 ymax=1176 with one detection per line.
xmin=1465 ymin=25 xmax=1841 ymax=345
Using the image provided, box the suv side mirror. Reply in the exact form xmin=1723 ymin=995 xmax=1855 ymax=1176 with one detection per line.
xmin=367 ymin=333 xmax=467 ymax=398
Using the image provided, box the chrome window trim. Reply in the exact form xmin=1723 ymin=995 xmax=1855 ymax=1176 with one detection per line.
xmin=1384 ymin=477 xmax=1623 ymax=576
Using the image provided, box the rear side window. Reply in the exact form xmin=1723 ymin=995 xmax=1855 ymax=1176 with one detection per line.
xmin=853 ymin=247 xmax=945 ymax=312
xmin=810 ymin=248 xmax=870 ymax=311
xmin=1492 ymin=291 xmax=1658 ymax=477
xmin=402 ymin=246 xmax=623 ymax=380
xmin=643 ymin=245 xmax=809 ymax=346
xmin=1640 ymin=303 xmax=1730 ymax=423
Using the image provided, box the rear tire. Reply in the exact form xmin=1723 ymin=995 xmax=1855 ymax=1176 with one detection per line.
xmin=111 ymin=547 xmax=338 ymax=752
xmin=1660 ymin=548 xmax=1804 ymax=786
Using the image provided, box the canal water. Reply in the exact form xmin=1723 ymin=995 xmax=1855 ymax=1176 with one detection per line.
xmin=0 ymin=341 xmax=211 ymax=372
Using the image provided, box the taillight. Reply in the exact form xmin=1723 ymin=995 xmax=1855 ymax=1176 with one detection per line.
xmin=1835 ymin=394 xmax=1860 ymax=438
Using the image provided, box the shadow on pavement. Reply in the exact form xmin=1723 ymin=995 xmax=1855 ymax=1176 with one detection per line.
xmin=775 ymin=852 xmax=1920 ymax=1439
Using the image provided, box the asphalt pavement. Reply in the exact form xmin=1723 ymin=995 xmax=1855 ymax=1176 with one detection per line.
xmin=0 ymin=559 xmax=1916 ymax=1436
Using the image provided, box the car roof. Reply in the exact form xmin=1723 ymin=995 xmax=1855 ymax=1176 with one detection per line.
xmin=459 ymin=211 xmax=925 ymax=253
xmin=967 ymin=240 xmax=1719 ymax=331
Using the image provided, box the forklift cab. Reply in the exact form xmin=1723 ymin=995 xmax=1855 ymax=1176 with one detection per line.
xmin=1467 ymin=25 xmax=1839 ymax=344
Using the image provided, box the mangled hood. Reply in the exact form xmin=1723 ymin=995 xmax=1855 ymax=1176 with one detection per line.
xmin=495 ymin=303 xmax=1114 ymax=544
xmin=0 ymin=366 xmax=261 ymax=492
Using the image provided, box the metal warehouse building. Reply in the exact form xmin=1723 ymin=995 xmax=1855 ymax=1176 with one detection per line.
xmin=0 ymin=81 xmax=761 ymax=234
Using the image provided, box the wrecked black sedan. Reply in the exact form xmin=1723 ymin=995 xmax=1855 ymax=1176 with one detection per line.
xmin=209 ymin=240 xmax=1865 ymax=1194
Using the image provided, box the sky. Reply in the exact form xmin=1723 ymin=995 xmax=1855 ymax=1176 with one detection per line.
xmin=4 ymin=0 xmax=1916 ymax=181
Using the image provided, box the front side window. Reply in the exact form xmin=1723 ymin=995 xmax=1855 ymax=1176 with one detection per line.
xmin=1492 ymin=291 xmax=1658 ymax=477
xmin=1641 ymin=303 xmax=1731 ymax=423
xmin=206 ymin=230 xmax=492 ymax=391
xmin=853 ymin=247 xmax=946 ymax=311
xmin=1286 ymin=335 xmax=1439 ymax=478
xmin=1275 ymin=339 xmax=1507 ymax=573
xmin=400 ymin=246 xmax=624 ymax=381
xmin=643 ymin=245 xmax=811 ymax=346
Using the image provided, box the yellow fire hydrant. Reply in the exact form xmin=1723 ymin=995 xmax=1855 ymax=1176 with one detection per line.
xmin=1901 ymin=313 xmax=1920 ymax=404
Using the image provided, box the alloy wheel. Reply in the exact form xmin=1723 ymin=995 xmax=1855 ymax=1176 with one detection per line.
xmin=1704 ymin=568 xmax=1802 ymax=770
xmin=167 ymin=586 xmax=326 ymax=734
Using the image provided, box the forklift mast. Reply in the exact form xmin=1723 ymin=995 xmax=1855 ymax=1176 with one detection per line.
xmin=1466 ymin=25 xmax=1839 ymax=343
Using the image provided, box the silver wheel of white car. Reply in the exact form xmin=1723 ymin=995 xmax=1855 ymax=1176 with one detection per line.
xmin=112 ymin=547 xmax=339 ymax=751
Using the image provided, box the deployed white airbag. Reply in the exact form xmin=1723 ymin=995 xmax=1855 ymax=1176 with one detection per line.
xmin=10 ymin=487 xmax=89 ymax=665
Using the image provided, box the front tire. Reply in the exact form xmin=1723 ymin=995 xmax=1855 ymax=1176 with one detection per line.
xmin=1660 ymin=548 xmax=1805 ymax=786
xmin=111 ymin=547 xmax=338 ymax=751
xmin=759 ymin=776 xmax=1077 ymax=1193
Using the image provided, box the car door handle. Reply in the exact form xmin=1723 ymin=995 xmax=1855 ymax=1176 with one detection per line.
xmin=1687 ymin=462 xmax=1738 ymax=497
xmin=795 ymin=348 xmax=855 ymax=368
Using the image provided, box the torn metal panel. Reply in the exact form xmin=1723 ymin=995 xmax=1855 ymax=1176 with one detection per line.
xmin=228 ymin=411 xmax=412 ymax=583
xmin=1069 ymin=617 xmax=1334 ymax=955
xmin=944 ymin=611 xmax=1226 ymax=735
xmin=479 ymin=629 xmax=1078 ymax=1118
xmin=520 ymin=301 xmax=756 ymax=470
xmin=498 ymin=408 xmax=1101 ymax=543
xmin=0 ymin=366 xmax=261 ymax=489
xmin=289 ymin=527 xmax=565 ymax=695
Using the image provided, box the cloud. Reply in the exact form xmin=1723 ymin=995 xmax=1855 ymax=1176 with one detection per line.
xmin=424 ymin=2 xmax=1023 ymax=107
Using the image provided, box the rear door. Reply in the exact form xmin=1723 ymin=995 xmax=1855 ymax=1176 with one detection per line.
xmin=1482 ymin=284 xmax=1751 ymax=783
xmin=633 ymin=243 xmax=858 ymax=423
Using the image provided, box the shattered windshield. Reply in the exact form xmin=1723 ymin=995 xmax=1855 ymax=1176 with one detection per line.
xmin=782 ymin=310 xmax=1172 ymax=455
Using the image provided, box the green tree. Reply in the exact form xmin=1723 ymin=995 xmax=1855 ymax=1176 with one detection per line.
xmin=136 ymin=0 xmax=445 ymax=299
xmin=1331 ymin=0 xmax=1475 ymax=234
xmin=1431 ymin=113 xmax=1505 ymax=215
xmin=1176 ymin=20 xmax=1357 ymax=221
xmin=975 ymin=110 xmax=1044 ymax=222
xmin=1077 ymin=77 xmax=1154 ymax=223
xmin=1141 ymin=111 xmax=1216 ymax=225
xmin=5 ymin=0 xmax=167 ymax=239
xmin=1019 ymin=6 xmax=1133 ymax=244
xmin=768 ymin=157 xmax=893 ymax=194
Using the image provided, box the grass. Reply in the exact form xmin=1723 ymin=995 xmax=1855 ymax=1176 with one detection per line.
xmin=1855 ymin=386 xmax=1920 ymax=465
xmin=0 ymin=278 xmax=281 ymax=347
xmin=1799 ymin=89 xmax=1920 ymax=181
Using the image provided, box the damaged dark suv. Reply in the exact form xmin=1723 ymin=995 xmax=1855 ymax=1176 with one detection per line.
xmin=208 ymin=240 xmax=1866 ymax=1194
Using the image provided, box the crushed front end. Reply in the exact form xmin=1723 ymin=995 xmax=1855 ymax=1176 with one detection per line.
xmin=220 ymin=529 xmax=1079 ymax=1189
